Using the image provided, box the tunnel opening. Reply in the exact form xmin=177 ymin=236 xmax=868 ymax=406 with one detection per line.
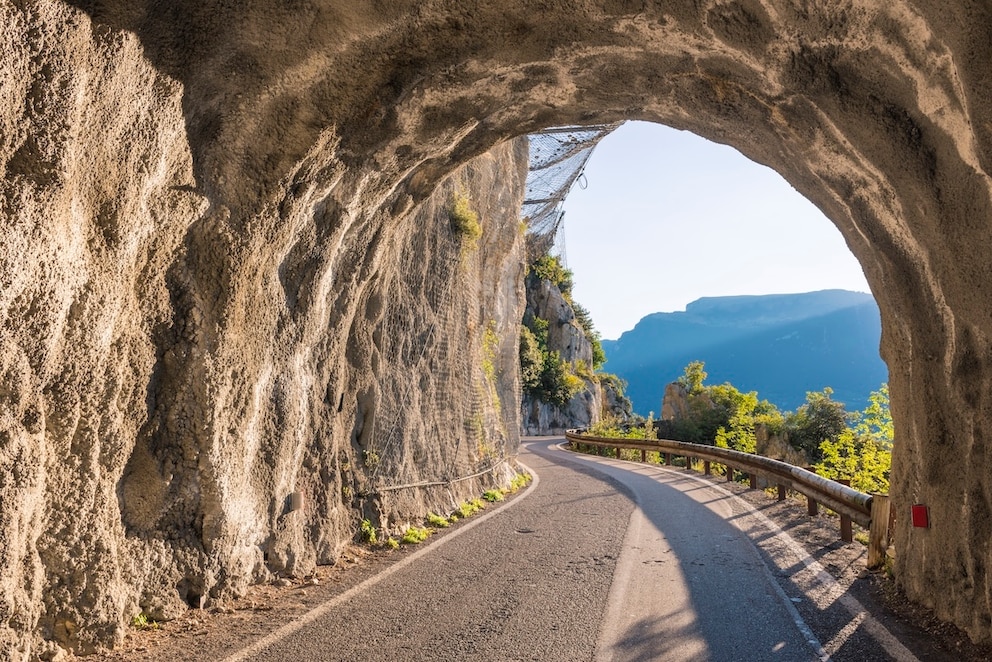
xmin=542 ymin=121 xmax=886 ymax=411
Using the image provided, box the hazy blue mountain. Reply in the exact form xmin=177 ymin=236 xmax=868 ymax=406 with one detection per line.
xmin=602 ymin=290 xmax=887 ymax=414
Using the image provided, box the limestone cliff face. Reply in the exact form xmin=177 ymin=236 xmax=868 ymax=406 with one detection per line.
xmin=6 ymin=0 xmax=992 ymax=651
xmin=520 ymin=276 xmax=630 ymax=435
xmin=1 ymin=4 xmax=526 ymax=653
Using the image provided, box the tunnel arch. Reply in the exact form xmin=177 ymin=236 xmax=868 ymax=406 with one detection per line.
xmin=282 ymin=2 xmax=991 ymax=641
xmin=10 ymin=0 xmax=992 ymax=650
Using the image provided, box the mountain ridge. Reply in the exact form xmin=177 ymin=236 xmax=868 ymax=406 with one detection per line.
xmin=602 ymin=290 xmax=886 ymax=413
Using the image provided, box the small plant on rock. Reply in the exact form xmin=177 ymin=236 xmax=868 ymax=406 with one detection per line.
xmin=482 ymin=489 xmax=504 ymax=503
xmin=359 ymin=519 xmax=378 ymax=545
xmin=427 ymin=513 xmax=450 ymax=528
xmin=401 ymin=526 xmax=432 ymax=544
xmin=456 ymin=500 xmax=482 ymax=519
xmin=131 ymin=613 xmax=158 ymax=631
xmin=509 ymin=472 xmax=531 ymax=492
xmin=449 ymin=191 xmax=482 ymax=248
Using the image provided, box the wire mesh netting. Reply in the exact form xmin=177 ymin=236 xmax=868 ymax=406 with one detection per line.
xmin=523 ymin=123 xmax=623 ymax=256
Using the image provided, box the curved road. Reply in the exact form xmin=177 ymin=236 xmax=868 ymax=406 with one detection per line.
xmin=227 ymin=438 xmax=918 ymax=661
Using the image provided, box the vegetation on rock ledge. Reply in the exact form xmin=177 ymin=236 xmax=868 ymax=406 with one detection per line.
xmin=520 ymin=253 xmax=622 ymax=408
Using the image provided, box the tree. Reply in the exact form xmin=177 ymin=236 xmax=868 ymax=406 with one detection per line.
xmin=853 ymin=384 xmax=893 ymax=449
xmin=677 ymin=360 xmax=707 ymax=395
xmin=785 ymin=387 xmax=849 ymax=460
xmin=816 ymin=429 xmax=892 ymax=493
xmin=816 ymin=383 xmax=893 ymax=493
xmin=715 ymin=390 xmax=760 ymax=454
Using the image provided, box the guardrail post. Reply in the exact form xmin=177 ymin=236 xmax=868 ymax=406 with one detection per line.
xmin=566 ymin=433 xmax=874 ymax=543
xmin=867 ymin=494 xmax=891 ymax=569
xmin=805 ymin=467 xmax=819 ymax=515
xmin=837 ymin=479 xmax=853 ymax=542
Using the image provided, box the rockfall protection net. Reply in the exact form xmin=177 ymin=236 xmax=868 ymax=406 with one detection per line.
xmin=523 ymin=123 xmax=623 ymax=256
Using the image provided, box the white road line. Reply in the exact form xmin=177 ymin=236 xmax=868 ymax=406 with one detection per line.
xmin=222 ymin=462 xmax=540 ymax=662
xmin=558 ymin=441 xmax=920 ymax=662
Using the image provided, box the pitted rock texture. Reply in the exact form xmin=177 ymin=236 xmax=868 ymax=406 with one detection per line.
xmin=2 ymin=2 xmax=527 ymax=655
xmin=4 ymin=0 xmax=992 ymax=654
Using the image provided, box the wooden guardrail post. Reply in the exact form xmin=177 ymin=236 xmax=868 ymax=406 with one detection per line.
xmin=563 ymin=432 xmax=874 ymax=548
xmin=749 ymin=473 xmax=758 ymax=489
xmin=837 ymin=479 xmax=853 ymax=542
xmin=615 ymin=447 xmax=621 ymax=460
xmin=867 ymin=494 xmax=891 ymax=569
xmin=641 ymin=449 xmax=646 ymax=462
xmin=805 ymin=467 xmax=819 ymax=515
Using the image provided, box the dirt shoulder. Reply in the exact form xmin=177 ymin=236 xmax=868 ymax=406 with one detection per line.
xmin=712 ymin=473 xmax=992 ymax=662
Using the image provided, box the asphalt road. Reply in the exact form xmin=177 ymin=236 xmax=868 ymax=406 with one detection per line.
xmin=227 ymin=438 xmax=917 ymax=661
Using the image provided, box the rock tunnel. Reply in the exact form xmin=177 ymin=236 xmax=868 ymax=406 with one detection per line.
xmin=3 ymin=0 xmax=992 ymax=655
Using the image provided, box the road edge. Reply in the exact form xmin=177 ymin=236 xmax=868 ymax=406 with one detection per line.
xmin=221 ymin=461 xmax=540 ymax=662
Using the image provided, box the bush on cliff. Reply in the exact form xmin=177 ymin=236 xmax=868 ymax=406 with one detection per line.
xmin=448 ymin=190 xmax=482 ymax=246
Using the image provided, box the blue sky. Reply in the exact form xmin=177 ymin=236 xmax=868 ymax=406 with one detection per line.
xmin=560 ymin=121 xmax=871 ymax=340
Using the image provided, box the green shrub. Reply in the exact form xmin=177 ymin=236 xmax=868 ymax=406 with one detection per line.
xmin=359 ymin=519 xmax=378 ymax=545
xmin=449 ymin=191 xmax=482 ymax=246
xmin=519 ymin=325 xmax=543 ymax=391
xmin=538 ymin=350 xmax=583 ymax=406
xmin=456 ymin=499 xmax=487 ymax=519
xmin=509 ymin=472 xmax=531 ymax=492
xmin=529 ymin=254 xmax=573 ymax=295
xmin=427 ymin=513 xmax=450 ymax=528
xmin=401 ymin=526 xmax=432 ymax=544
xmin=482 ymin=489 xmax=504 ymax=503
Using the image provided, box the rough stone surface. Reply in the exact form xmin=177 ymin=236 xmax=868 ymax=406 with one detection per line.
xmin=4 ymin=0 xmax=992 ymax=653
xmin=1 ymin=2 xmax=527 ymax=653
xmin=520 ymin=274 xmax=629 ymax=435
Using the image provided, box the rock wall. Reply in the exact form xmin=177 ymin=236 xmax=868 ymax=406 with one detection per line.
xmin=1 ymin=3 xmax=527 ymax=654
xmin=6 ymin=0 xmax=992 ymax=651
xmin=520 ymin=274 xmax=631 ymax=435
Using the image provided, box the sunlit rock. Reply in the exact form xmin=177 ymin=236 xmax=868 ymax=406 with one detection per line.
xmin=3 ymin=0 xmax=992 ymax=652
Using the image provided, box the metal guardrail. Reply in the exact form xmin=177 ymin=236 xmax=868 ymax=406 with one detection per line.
xmin=564 ymin=430 xmax=892 ymax=569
